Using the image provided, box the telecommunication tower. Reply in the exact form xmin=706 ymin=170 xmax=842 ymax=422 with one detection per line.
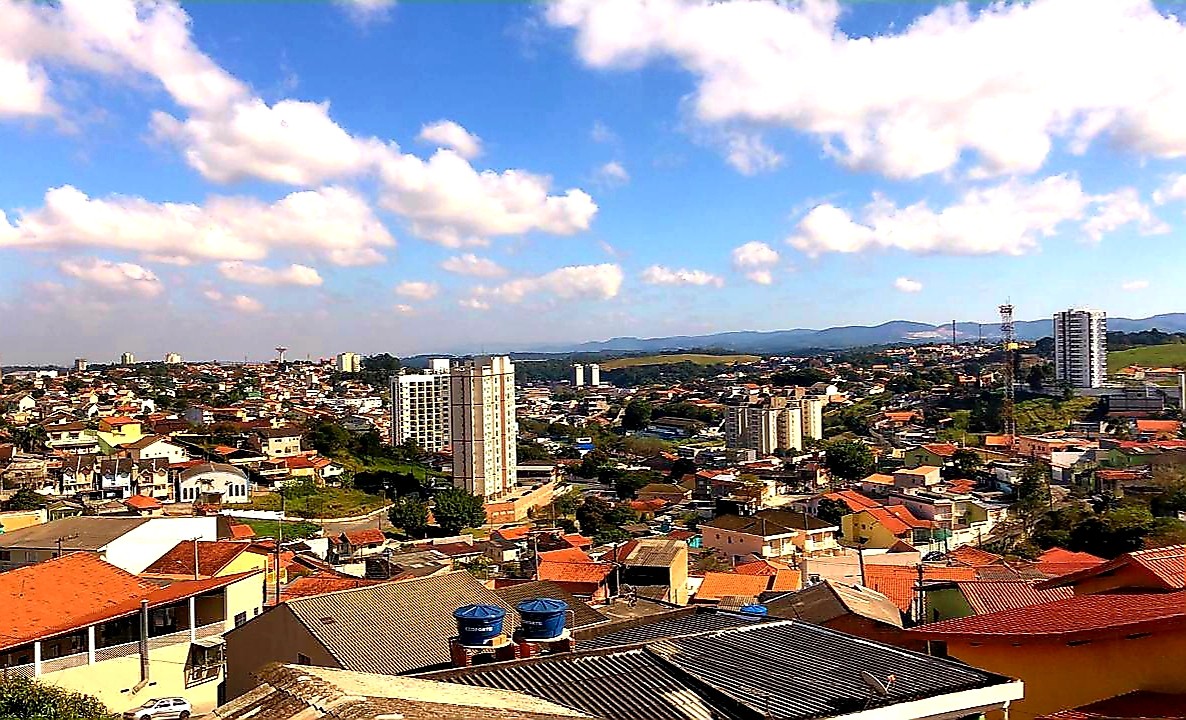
xmin=999 ymin=304 xmax=1017 ymax=437
xmin=275 ymin=346 xmax=288 ymax=364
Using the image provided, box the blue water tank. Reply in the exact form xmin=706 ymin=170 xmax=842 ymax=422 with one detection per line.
xmin=739 ymin=604 xmax=768 ymax=616
xmin=517 ymin=598 xmax=569 ymax=640
xmin=453 ymin=604 xmax=506 ymax=646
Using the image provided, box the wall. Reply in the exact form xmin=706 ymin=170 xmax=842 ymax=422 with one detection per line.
xmin=844 ymin=512 xmax=901 ymax=549
xmin=925 ymin=587 xmax=973 ymax=623
xmin=223 ymin=604 xmax=341 ymax=701
xmin=0 ymin=509 xmax=45 ymax=533
xmin=941 ymin=629 xmax=1186 ymax=720
xmin=107 ymin=517 xmax=219 ymax=573
xmin=702 ymin=527 xmax=792 ymax=560
xmin=222 ymin=570 xmax=267 ymax=630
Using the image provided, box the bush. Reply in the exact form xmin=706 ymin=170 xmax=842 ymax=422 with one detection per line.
xmin=0 ymin=675 xmax=115 ymax=719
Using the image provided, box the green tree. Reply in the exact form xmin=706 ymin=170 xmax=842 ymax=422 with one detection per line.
xmin=432 ymin=487 xmax=487 ymax=534
xmin=576 ymin=495 xmax=612 ymax=536
xmin=362 ymin=353 xmax=401 ymax=372
xmin=388 ymin=496 xmax=430 ymax=538
xmin=353 ymin=430 xmax=385 ymax=461
xmin=815 ymin=498 xmax=850 ymax=528
xmin=622 ymin=399 xmax=653 ymax=431
xmin=306 ymin=420 xmax=351 ymax=457
xmin=608 ymin=470 xmax=654 ymax=500
xmin=0 ymin=675 xmax=115 ymax=719
xmin=770 ymin=368 xmax=831 ymax=387
xmin=1 ymin=488 xmax=43 ymax=511
xmin=553 ymin=490 xmax=583 ymax=517
xmin=824 ymin=440 xmax=875 ymax=484
xmin=1027 ymin=362 xmax=1055 ymax=391
xmin=668 ymin=457 xmax=696 ymax=480
xmin=1014 ymin=461 xmax=1052 ymax=533
xmin=951 ymin=449 xmax=983 ymax=479
xmin=578 ymin=449 xmax=610 ymax=478
xmin=517 ymin=441 xmax=554 ymax=463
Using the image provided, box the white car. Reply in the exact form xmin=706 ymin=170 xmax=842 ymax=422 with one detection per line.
xmin=123 ymin=697 xmax=192 ymax=720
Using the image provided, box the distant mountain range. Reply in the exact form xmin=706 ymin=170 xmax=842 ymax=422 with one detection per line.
xmin=528 ymin=313 xmax=1186 ymax=356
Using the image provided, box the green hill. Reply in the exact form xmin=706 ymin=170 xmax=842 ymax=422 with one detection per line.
xmin=1108 ymin=344 xmax=1186 ymax=373
xmin=600 ymin=353 xmax=760 ymax=370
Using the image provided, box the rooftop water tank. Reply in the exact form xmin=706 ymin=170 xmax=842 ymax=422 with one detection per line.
xmin=516 ymin=598 xmax=569 ymax=641
xmin=453 ymin=604 xmax=506 ymax=646
xmin=739 ymin=604 xmax=768 ymax=616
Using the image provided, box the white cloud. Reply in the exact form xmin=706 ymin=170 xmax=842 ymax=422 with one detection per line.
xmin=1122 ymin=279 xmax=1150 ymax=291
xmin=58 ymin=257 xmax=163 ymax=296
xmin=440 ymin=253 xmax=507 ymax=278
xmin=336 ymin=0 xmax=396 ymax=24
xmin=641 ymin=265 xmax=723 ymax=287
xmin=722 ymin=132 xmax=782 ymax=175
xmin=484 ymin=263 xmax=623 ymax=302
xmin=591 ymin=120 xmax=618 ymax=144
xmin=0 ymin=185 xmax=393 ymax=265
xmin=894 ymin=277 xmax=923 ymax=293
xmin=418 ymin=120 xmax=482 ymax=159
xmin=230 ymin=295 xmax=263 ymax=313
xmin=548 ymin=0 xmax=1186 ymax=178
xmin=787 ymin=176 xmax=1162 ymax=257
xmin=394 ymin=281 xmax=439 ymax=300
xmin=217 ymin=262 xmax=324 ymax=287
xmin=731 ymin=241 xmax=780 ymax=284
xmin=378 ymin=150 xmax=597 ymax=246
xmin=594 ymin=161 xmax=630 ymax=186
xmin=458 ymin=298 xmax=490 ymax=311
xmin=394 ymin=303 xmax=415 ymax=315
xmin=1154 ymin=174 xmax=1186 ymax=205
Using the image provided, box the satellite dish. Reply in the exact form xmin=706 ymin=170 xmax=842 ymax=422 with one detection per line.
xmin=861 ymin=671 xmax=890 ymax=697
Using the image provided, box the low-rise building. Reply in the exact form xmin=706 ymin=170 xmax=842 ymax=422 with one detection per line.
xmin=700 ymin=509 xmax=840 ymax=564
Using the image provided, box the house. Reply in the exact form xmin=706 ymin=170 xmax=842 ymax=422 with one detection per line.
xmin=893 ymin=466 xmax=942 ymax=490
xmin=912 ymin=591 xmax=1186 ymax=720
xmin=634 ymin=482 xmax=691 ymax=503
xmin=122 ymin=494 xmax=163 ymax=516
xmin=95 ymin=416 xmax=144 ymax=453
xmin=176 ymin=462 xmax=250 ymax=505
xmin=142 ymin=540 xmax=269 ymax=583
xmin=425 ymin=620 xmax=1023 ymax=720
xmin=924 ymin=580 xmax=1074 ymax=623
xmin=861 ymin=564 xmax=979 ymax=620
xmin=252 ymin=426 xmax=304 ymax=458
xmin=223 ymin=571 xmax=523 ymax=700
xmin=603 ymin=537 xmax=690 ymax=605
xmin=904 ymin=444 xmax=959 ymax=468
xmin=535 ymin=554 xmax=615 ymax=602
xmin=0 ymin=515 xmax=220 ymax=572
xmin=327 ymin=529 xmax=387 ymax=563
xmin=125 ymin=435 xmax=190 ymax=465
xmin=0 ymin=553 xmax=263 ymax=715
xmin=693 ymin=571 xmax=776 ymax=604
xmin=842 ymin=505 xmax=934 ymax=549
xmin=1036 ymin=545 xmax=1184 ymax=595
xmin=1034 ymin=547 xmax=1104 ymax=578
xmin=700 ymin=509 xmax=840 ymax=564
xmin=44 ymin=421 xmax=99 ymax=454
xmin=1134 ymin=419 xmax=1182 ymax=440
xmin=213 ymin=663 xmax=588 ymax=720
xmin=763 ymin=579 xmax=905 ymax=646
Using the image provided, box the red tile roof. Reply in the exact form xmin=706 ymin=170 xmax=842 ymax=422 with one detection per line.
xmin=734 ymin=558 xmax=793 ymax=577
xmin=281 ymin=572 xmax=392 ymax=601
xmin=0 ymin=553 xmax=259 ymax=651
xmin=493 ymin=526 xmax=531 ymax=542
xmin=822 ymin=489 xmax=880 ymax=512
xmin=863 ymin=565 xmax=978 ymax=612
xmin=954 ymin=580 xmax=1073 ymax=615
xmin=1136 ymin=420 xmax=1182 ymax=434
xmin=122 ymin=494 xmax=162 ymax=510
xmin=1034 ymin=547 xmax=1104 ymax=577
xmin=142 ymin=540 xmax=251 ymax=577
xmin=537 ymin=561 xmax=613 ymax=585
xmin=920 ymin=443 xmax=958 ymax=457
xmin=695 ymin=572 xmax=771 ymax=602
xmin=1038 ymin=545 xmax=1184 ymax=591
xmin=947 ymin=546 xmax=1004 ymax=567
xmin=1038 ymin=691 xmax=1186 ymax=720
xmin=341 ymin=529 xmax=386 ymax=546
xmin=229 ymin=523 xmax=256 ymax=539
xmin=860 ymin=505 xmax=931 ymax=536
xmin=538 ymin=547 xmax=594 ymax=564
xmin=913 ymin=591 xmax=1186 ymax=641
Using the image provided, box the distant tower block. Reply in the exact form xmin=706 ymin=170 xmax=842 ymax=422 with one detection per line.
xmin=573 ymin=363 xmax=585 ymax=387
xmin=275 ymin=346 xmax=288 ymax=364
xmin=120 ymin=352 xmax=135 ymax=365
xmin=590 ymin=363 xmax=601 ymax=387
xmin=73 ymin=358 xmax=87 ymax=372
xmin=164 ymin=352 xmax=182 ymax=364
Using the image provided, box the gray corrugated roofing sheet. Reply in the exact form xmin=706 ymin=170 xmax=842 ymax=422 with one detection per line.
xmin=287 ymin=570 xmax=520 ymax=675
xmin=429 ymin=620 xmax=1011 ymax=720
xmin=494 ymin=580 xmax=609 ymax=629
xmin=0 ymin=516 xmax=149 ymax=550
xmin=572 ymin=609 xmax=766 ymax=651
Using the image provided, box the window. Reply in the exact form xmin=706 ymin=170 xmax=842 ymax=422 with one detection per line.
xmin=297 ymin=653 xmax=312 ymax=666
xmin=234 ymin=612 xmax=247 ymax=627
xmin=0 ymin=551 xmax=9 ymax=562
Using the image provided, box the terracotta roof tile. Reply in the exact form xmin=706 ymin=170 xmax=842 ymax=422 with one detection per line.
xmin=863 ymin=565 xmax=978 ymax=612
xmin=694 ymin=572 xmax=771 ymax=602
xmin=122 ymin=494 xmax=162 ymax=510
xmin=954 ymin=580 xmax=1073 ymax=615
xmin=142 ymin=539 xmax=251 ymax=577
xmin=536 ymin=561 xmax=613 ymax=585
xmin=341 ymin=529 xmax=386 ymax=546
xmin=947 ymin=546 xmax=1004 ymax=567
xmin=537 ymin=547 xmax=594 ymax=564
xmin=1038 ymin=544 xmax=1183 ymax=590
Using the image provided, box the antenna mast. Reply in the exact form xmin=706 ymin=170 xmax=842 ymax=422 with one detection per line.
xmin=999 ymin=304 xmax=1017 ymax=438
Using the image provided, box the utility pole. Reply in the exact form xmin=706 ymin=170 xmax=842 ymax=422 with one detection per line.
xmin=193 ymin=536 xmax=200 ymax=580
xmin=856 ymin=538 xmax=867 ymax=587
xmin=275 ymin=491 xmax=285 ymax=604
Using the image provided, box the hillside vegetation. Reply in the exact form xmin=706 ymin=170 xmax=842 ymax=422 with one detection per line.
xmin=1108 ymin=344 xmax=1186 ymax=372
xmin=600 ymin=353 xmax=760 ymax=370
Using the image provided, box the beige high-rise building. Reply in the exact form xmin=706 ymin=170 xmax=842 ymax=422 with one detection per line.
xmin=450 ymin=356 xmax=517 ymax=500
xmin=726 ymin=396 xmax=808 ymax=455
xmin=801 ymin=396 xmax=825 ymax=441
xmin=335 ymin=352 xmax=361 ymax=373
xmin=391 ymin=359 xmax=451 ymax=451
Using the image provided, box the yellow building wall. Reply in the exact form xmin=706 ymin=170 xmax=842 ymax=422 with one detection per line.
xmin=0 ymin=509 xmax=45 ymax=533
xmin=845 ymin=511 xmax=902 ymax=548
xmin=97 ymin=423 xmax=145 ymax=453
xmin=943 ymin=629 xmax=1186 ymax=720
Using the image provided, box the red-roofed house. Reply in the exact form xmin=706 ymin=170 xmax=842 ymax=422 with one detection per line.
xmin=1038 ymin=545 xmax=1184 ymax=595
xmin=862 ymin=564 xmax=978 ymax=617
xmin=122 ymin=494 xmax=163 ymax=516
xmin=0 ymin=553 xmax=262 ymax=713
xmin=1035 ymin=547 xmax=1104 ymax=579
xmin=1136 ymin=419 xmax=1183 ymax=440
xmin=843 ymin=505 xmax=934 ymax=549
xmin=328 ymin=529 xmax=388 ymax=564
xmin=693 ymin=571 xmax=775 ymax=603
xmin=142 ymin=540 xmax=268 ymax=582
xmin=536 ymin=560 xmax=613 ymax=602
xmin=815 ymin=489 xmax=880 ymax=513
xmin=912 ymin=591 xmax=1186 ymax=720
xmin=904 ymin=443 xmax=959 ymax=468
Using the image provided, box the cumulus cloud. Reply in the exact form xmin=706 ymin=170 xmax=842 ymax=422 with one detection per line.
xmin=641 ymin=265 xmax=723 ymax=287
xmin=591 ymin=120 xmax=618 ymax=144
xmin=217 ymin=261 xmax=323 ymax=286
xmin=731 ymin=241 xmax=780 ymax=284
xmin=0 ymin=185 xmax=393 ymax=265
xmin=1154 ymin=174 xmax=1186 ymax=205
xmin=58 ymin=257 xmax=163 ymax=296
xmin=483 ymin=264 xmax=623 ymax=302
xmin=722 ymin=132 xmax=783 ymax=175
xmin=336 ymin=0 xmax=396 ymax=24
xmin=418 ymin=120 xmax=482 ymax=159
xmin=458 ymin=298 xmax=491 ymax=311
xmin=1122 ymin=279 xmax=1150 ymax=291
xmin=203 ymin=289 xmax=263 ymax=313
xmin=594 ymin=161 xmax=630 ymax=186
xmin=548 ymin=0 xmax=1186 ymax=178
xmin=440 ymin=253 xmax=507 ymax=278
xmin=394 ymin=281 xmax=439 ymax=300
xmin=787 ymin=176 xmax=1163 ymax=257
xmin=894 ymin=277 xmax=923 ymax=293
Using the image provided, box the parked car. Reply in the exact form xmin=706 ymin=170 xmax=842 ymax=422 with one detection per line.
xmin=123 ymin=697 xmax=191 ymax=720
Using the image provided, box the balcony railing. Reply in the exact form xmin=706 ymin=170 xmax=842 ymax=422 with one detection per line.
xmin=2 ymin=622 xmax=225 ymax=678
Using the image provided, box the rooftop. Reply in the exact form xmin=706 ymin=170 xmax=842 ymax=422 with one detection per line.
xmin=0 ymin=515 xmax=151 ymax=551
xmin=142 ymin=539 xmax=253 ymax=578
xmin=765 ymin=580 xmax=903 ymax=628
xmin=1038 ymin=544 xmax=1184 ymax=591
xmin=492 ymin=580 xmax=608 ymax=629
xmin=701 ymin=509 xmax=834 ymax=536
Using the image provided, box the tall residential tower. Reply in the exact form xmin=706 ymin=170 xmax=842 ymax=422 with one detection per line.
xmin=1053 ymin=308 xmax=1107 ymax=389
xmin=450 ymin=356 xmax=517 ymax=500
xmin=391 ymin=359 xmax=452 ymax=451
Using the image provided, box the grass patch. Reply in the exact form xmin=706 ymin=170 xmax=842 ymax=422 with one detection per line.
xmin=1108 ymin=344 xmax=1186 ymax=373
xmin=600 ymin=353 xmax=760 ymax=370
xmin=240 ymin=518 xmax=322 ymax=540
xmin=229 ymin=487 xmax=387 ymax=518
xmin=1015 ymin=396 xmax=1098 ymax=433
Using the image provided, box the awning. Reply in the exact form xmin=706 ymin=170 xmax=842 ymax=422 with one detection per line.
xmin=193 ymin=636 xmax=225 ymax=648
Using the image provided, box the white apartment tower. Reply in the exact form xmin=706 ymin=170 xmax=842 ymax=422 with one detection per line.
xmin=451 ymin=356 xmax=517 ymax=500
xmin=391 ymin=359 xmax=451 ymax=451
xmin=120 ymin=352 xmax=135 ymax=365
xmin=590 ymin=363 xmax=601 ymax=387
xmin=801 ymin=396 xmax=825 ymax=441
xmin=1053 ymin=308 xmax=1107 ymax=389
xmin=726 ymin=398 xmax=804 ymax=455
xmin=336 ymin=352 xmax=361 ymax=373
xmin=573 ymin=363 xmax=586 ymax=387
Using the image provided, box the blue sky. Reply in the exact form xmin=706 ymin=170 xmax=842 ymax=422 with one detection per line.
xmin=2 ymin=0 xmax=1185 ymax=364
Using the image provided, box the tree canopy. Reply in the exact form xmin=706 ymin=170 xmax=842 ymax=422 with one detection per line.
xmin=0 ymin=676 xmax=114 ymax=719
xmin=388 ymin=496 xmax=430 ymax=538
xmin=824 ymin=440 xmax=875 ymax=483
xmin=432 ymin=487 xmax=487 ymax=535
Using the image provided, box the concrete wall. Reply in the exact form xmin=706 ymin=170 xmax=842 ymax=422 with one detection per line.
xmin=107 ymin=517 xmax=219 ymax=574
xmin=223 ymin=604 xmax=341 ymax=701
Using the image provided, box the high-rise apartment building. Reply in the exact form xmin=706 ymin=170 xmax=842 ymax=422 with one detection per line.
xmin=120 ymin=352 xmax=135 ymax=365
xmin=590 ymin=363 xmax=601 ymax=387
xmin=1053 ymin=308 xmax=1107 ymax=389
xmin=73 ymin=358 xmax=87 ymax=372
xmin=573 ymin=363 xmax=585 ymax=387
xmin=801 ymin=396 xmax=825 ymax=442
xmin=336 ymin=352 xmax=361 ymax=373
xmin=726 ymin=397 xmax=804 ymax=455
xmin=164 ymin=352 xmax=182 ymax=365
xmin=450 ymin=356 xmax=517 ymax=500
xmin=390 ymin=359 xmax=451 ymax=451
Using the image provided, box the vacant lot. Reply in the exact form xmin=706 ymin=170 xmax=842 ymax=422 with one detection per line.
xmin=1108 ymin=344 xmax=1186 ymax=372
xmin=239 ymin=518 xmax=322 ymax=540
xmin=600 ymin=353 xmax=760 ymax=370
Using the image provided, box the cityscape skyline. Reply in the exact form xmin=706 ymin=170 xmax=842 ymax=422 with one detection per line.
xmin=4 ymin=0 xmax=1186 ymax=363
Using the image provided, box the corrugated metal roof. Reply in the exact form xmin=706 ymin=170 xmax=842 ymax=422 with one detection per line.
xmin=956 ymin=580 xmax=1073 ymax=615
xmin=494 ymin=580 xmax=608 ymax=629
xmin=576 ymin=609 xmax=767 ymax=651
xmin=287 ymin=571 xmax=520 ymax=675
